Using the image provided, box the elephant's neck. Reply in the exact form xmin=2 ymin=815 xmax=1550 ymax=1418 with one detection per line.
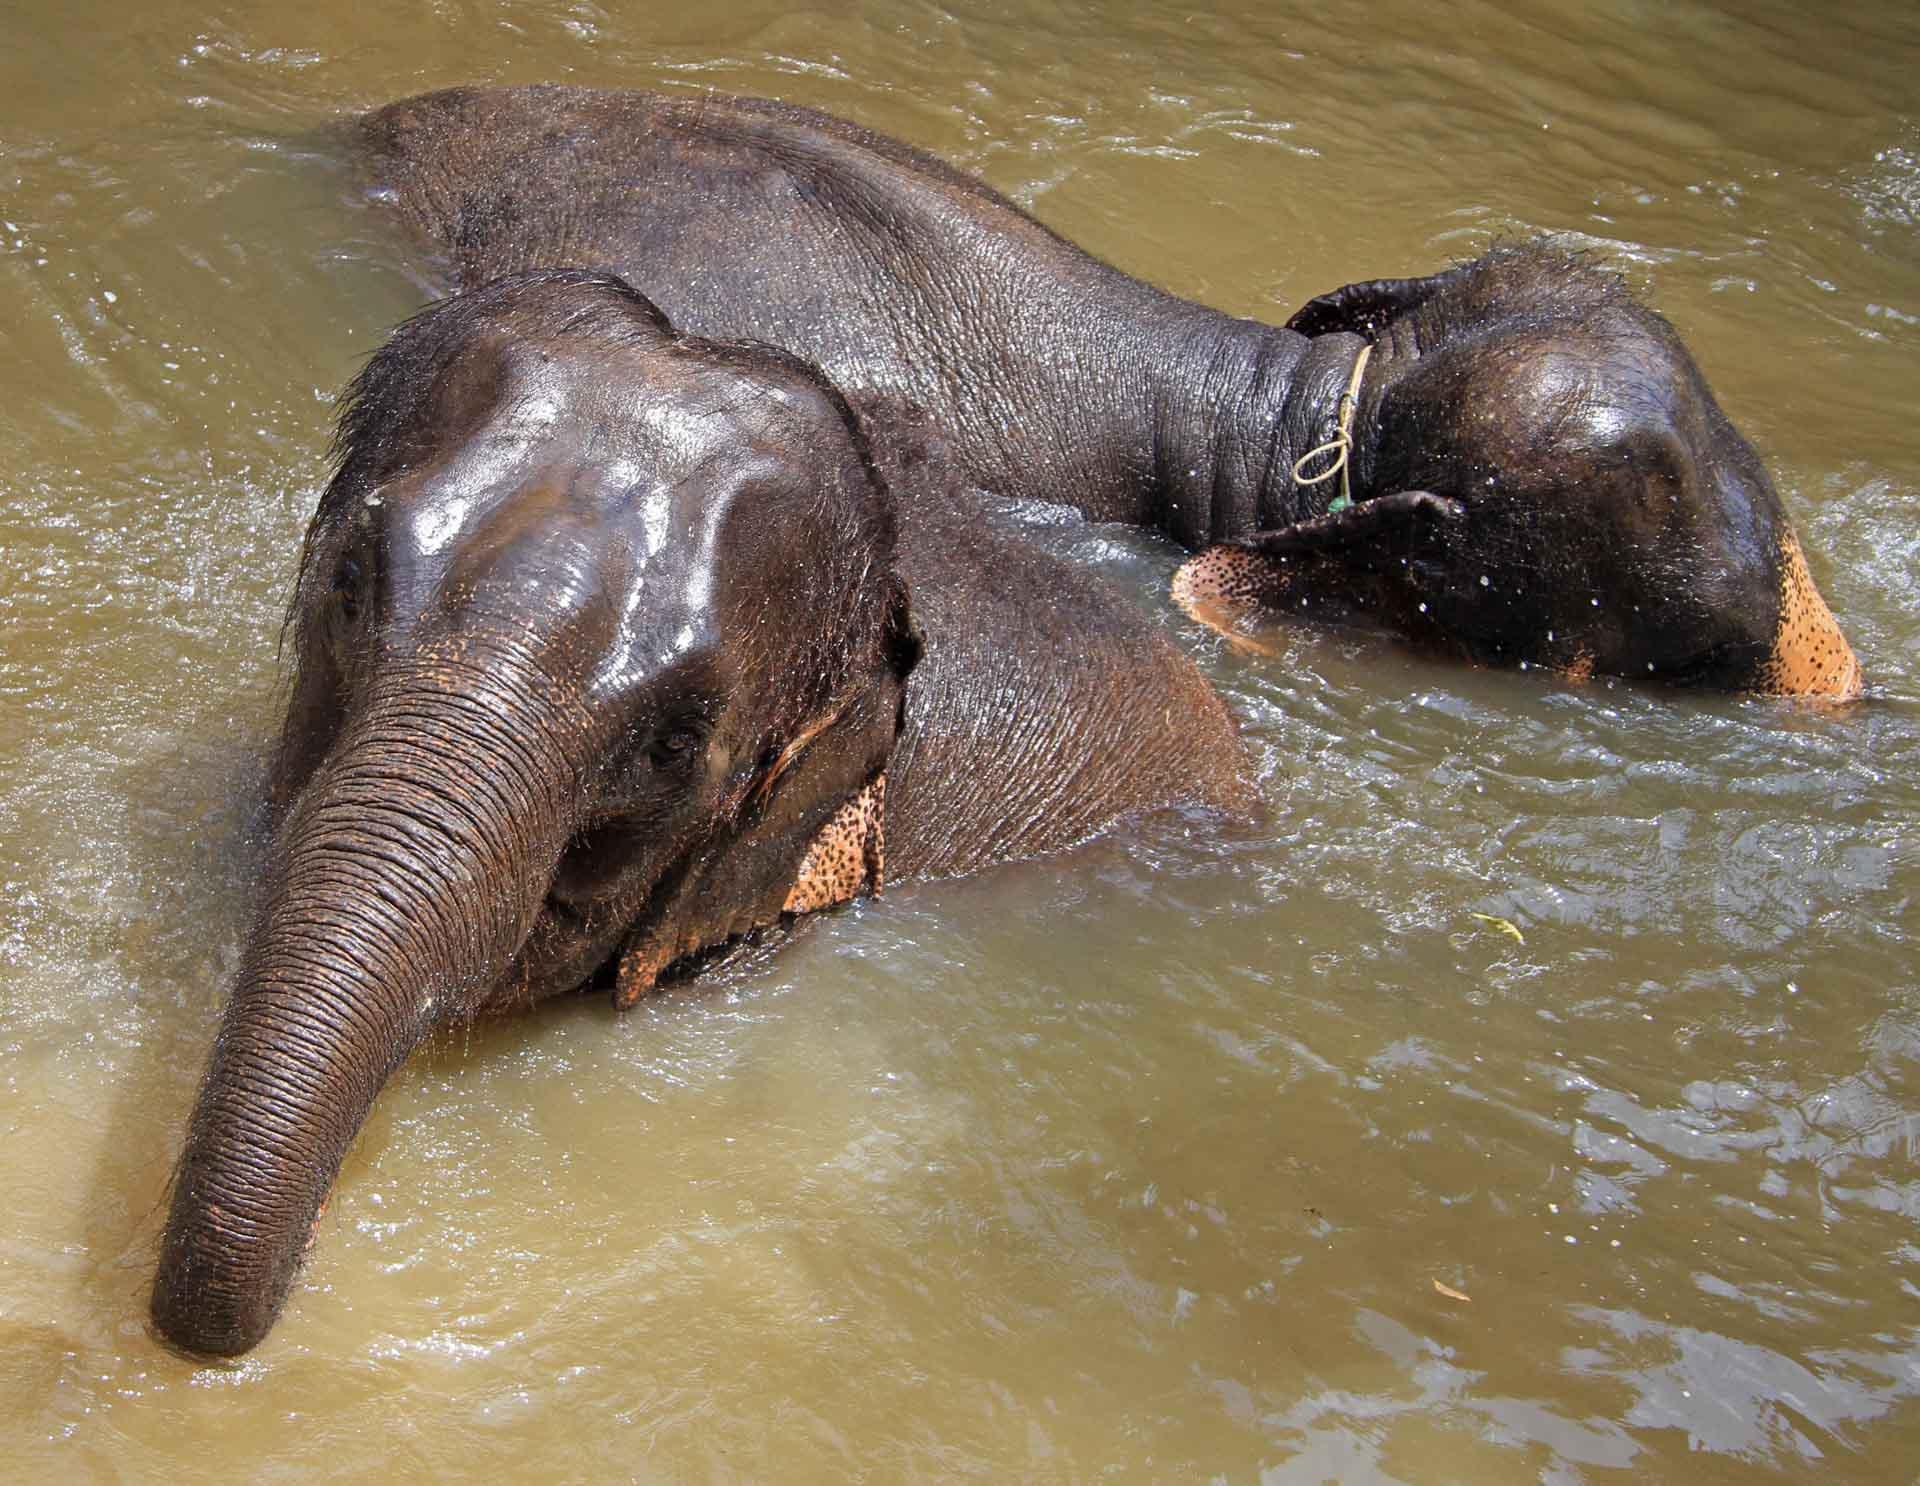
xmin=1151 ymin=320 xmax=1370 ymax=546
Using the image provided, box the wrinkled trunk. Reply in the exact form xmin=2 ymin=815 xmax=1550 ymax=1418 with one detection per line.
xmin=151 ymin=657 xmax=592 ymax=1357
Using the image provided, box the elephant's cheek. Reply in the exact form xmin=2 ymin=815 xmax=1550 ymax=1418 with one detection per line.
xmin=1756 ymin=532 xmax=1862 ymax=700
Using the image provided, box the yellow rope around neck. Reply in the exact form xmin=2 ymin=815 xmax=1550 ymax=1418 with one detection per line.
xmin=1290 ymin=342 xmax=1372 ymax=514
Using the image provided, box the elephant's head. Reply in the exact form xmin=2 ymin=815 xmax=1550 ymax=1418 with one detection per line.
xmin=1176 ymin=244 xmax=1861 ymax=697
xmin=151 ymin=270 xmax=919 ymax=1357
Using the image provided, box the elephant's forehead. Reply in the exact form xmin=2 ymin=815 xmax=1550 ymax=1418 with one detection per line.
xmin=447 ymin=353 xmax=833 ymax=497
xmin=394 ymin=372 xmax=824 ymax=548
xmin=372 ymin=348 xmax=855 ymax=697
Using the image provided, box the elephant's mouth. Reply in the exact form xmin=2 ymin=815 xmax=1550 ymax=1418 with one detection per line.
xmin=518 ymin=826 xmax=782 ymax=1012
xmin=535 ymin=888 xmax=623 ymax=976
xmin=509 ymin=762 xmax=891 ymax=1012
xmin=485 ymin=891 xmax=619 ymax=1008
xmin=516 ymin=845 xmax=693 ymax=1007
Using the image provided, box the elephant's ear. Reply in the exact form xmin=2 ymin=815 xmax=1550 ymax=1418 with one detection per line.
xmin=1284 ymin=267 xmax=1473 ymax=340
xmin=1171 ymin=490 xmax=1465 ymax=638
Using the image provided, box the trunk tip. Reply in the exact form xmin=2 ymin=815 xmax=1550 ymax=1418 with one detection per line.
xmin=149 ymin=1250 xmax=285 ymax=1361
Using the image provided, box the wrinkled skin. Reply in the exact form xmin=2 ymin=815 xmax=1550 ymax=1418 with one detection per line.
xmin=151 ymin=272 xmax=1251 ymax=1359
xmin=353 ymin=84 xmax=1860 ymax=697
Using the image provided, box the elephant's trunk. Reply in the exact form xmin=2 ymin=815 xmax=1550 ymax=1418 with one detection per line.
xmin=151 ymin=652 xmax=594 ymax=1358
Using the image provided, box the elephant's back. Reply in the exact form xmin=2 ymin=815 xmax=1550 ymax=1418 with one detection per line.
xmin=350 ymin=84 xmax=1084 ymax=330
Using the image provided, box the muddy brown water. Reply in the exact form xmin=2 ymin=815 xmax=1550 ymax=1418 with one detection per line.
xmin=3 ymin=1 xmax=1918 ymax=1479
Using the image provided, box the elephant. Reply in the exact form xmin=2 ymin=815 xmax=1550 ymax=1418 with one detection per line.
xmin=348 ymin=84 xmax=1861 ymax=698
xmin=150 ymin=269 xmax=1254 ymax=1359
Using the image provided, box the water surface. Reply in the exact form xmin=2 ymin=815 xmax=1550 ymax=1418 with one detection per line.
xmin=3 ymin=1 xmax=1917 ymax=1479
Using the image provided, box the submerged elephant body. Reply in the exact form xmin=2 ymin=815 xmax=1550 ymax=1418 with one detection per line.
xmin=354 ymin=84 xmax=1860 ymax=696
xmin=152 ymin=272 xmax=1250 ymax=1358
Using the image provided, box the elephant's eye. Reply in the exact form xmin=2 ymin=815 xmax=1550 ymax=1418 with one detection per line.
xmin=647 ymin=723 xmax=703 ymax=769
xmin=331 ymin=556 xmax=363 ymax=623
